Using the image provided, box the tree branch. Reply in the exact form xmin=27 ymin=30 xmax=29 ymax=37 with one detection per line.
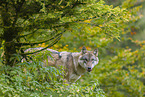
xmin=15 ymin=32 xmax=63 ymax=46
xmin=60 ymin=2 xmax=86 ymax=18
xmin=21 ymin=34 xmax=62 ymax=55
xmin=19 ymin=29 xmax=38 ymax=37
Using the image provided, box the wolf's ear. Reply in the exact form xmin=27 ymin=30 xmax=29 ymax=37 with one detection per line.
xmin=81 ymin=46 xmax=87 ymax=54
xmin=93 ymin=48 xmax=98 ymax=56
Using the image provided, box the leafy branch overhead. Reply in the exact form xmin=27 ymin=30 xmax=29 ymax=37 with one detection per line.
xmin=0 ymin=0 xmax=139 ymax=65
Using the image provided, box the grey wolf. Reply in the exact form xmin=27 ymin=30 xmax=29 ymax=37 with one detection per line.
xmin=25 ymin=47 xmax=99 ymax=83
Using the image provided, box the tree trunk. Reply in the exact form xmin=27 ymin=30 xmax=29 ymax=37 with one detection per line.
xmin=3 ymin=27 xmax=19 ymax=66
xmin=1 ymin=7 xmax=20 ymax=66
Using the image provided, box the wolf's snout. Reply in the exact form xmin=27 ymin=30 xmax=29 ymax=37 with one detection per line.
xmin=87 ymin=67 xmax=92 ymax=72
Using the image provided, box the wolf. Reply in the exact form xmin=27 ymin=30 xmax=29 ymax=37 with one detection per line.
xmin=25 ymin=47 xmax=99 ymax=83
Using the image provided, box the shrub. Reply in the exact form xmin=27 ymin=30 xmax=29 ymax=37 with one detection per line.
xmin=0 ymin=59 xmax=105 ymax=96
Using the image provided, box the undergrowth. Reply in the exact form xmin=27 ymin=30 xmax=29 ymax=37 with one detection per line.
xmin=0 ymin=60 xmax=105 ymax=97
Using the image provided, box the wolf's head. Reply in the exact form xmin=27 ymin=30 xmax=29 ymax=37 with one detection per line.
xmin=78 ymin=47 xmax=99 ymax=72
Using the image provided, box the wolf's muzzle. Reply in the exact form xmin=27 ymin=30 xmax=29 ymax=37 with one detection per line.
xmin=87 ymin=67 xmax=92 ymax=72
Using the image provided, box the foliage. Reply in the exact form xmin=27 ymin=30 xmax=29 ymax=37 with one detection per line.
xmin=0 ymin=0 xmax=145 ymax=96
xmin=93 ymin=42 xmax=145 ymax=96
xmin=49 ymin=1 xmax=141 ymax=51
xmin=42 ymin=0 xmax=145 ymax=97
xmin=0 ymin=0 xmax=137 ymax=66
xmin=0 ymin=57 xmax=105 ymax=97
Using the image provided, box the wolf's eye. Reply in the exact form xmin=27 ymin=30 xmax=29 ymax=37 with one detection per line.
xmin=84 ymin=58 xmax=88 ymax=61
xmin=81 ymin=57 xmax=87 ymax=61
xmin=83 ymin=58 xmax=88 ymax=63
xmin=85 ymin=58 xmax=88 ymax=60
xmin=92 ymin=58 xmax=96 ymax=61
xmin=92 ymin=59 xmax=94 ymax=61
